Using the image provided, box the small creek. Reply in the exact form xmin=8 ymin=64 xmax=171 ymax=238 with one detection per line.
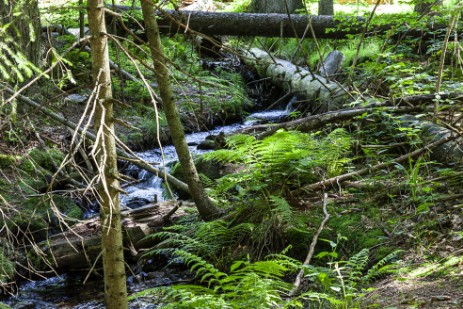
xmin=120 ymin=109 xmax=289 ymax=209
xmin=1 ymin=109 xmax=289 ymax=308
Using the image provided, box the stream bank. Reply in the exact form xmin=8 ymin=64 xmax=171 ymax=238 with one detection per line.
xmin=1 ymin=107 xmax=291 ymax=308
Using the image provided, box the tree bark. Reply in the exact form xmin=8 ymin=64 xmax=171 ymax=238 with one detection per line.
xmin=140 ymin=0 xmax=223 ymax=221
xmin=109 ymin=5 xmax=365 ymax=39
xmin=87 ymin=0 xmax=128 ymax=307
xmin=249 ymin=0 xmax=303 ymax=13
xmin=109 ymin=6 xmax=448 ymax=40
xmin=318 ymin=0 xmax=334 ymax=15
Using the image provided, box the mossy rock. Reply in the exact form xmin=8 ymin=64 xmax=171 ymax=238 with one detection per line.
xmin=16 ymin=147 xmax=65 ymax=192
xmin=0 ymin=241 xmax=15 ymax=287
xmin=27 ymin=147 xmax=64 ymax=172
xmin=13 ymin=195 xmax=82 ymax=241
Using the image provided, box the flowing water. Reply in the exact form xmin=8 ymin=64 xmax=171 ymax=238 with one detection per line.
xmin=1 ymin=109 xmax=289 ymax=308
xmin=120 ymin=109 xmax=289 ymax=209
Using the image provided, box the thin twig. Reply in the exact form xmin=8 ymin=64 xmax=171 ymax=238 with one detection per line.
xmin=299 ymin=133 xmax=458 ymax=194
xmin=290 ymin=193 xmax=330 ymax=296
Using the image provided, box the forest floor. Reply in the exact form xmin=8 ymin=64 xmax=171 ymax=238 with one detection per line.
xmin=364 ymin=254 xmax=463 ymax=308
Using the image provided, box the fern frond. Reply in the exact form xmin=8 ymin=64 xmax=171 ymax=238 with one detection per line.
xmin=345 ymin=248 xmax=370 ymax=285
xmin=363 ymin=249 xmax=402 ymax=283
xmin=269 ymin=195 xmax=294 ymax=226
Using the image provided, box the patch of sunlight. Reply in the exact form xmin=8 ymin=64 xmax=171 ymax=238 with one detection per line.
xmin=402 ymin=255 xmax=463 ymax=279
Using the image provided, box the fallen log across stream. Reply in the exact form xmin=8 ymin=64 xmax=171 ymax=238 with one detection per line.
xmin=28 ymin=200 xmax=192 ymax=272
xmin=241 ymin=47 xmax=350 ymax=111
xmin=239 ymin=49 xmax=463 ymax=166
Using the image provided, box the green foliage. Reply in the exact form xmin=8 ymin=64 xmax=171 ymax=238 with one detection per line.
xmin=0 ymin=245 xmax=15 ymax=287
xmin=0 ymin=27 xmax=40 ymax=83
xmin=135 ymin=251 xmax=298 ymax=309
xmin=27 ymin=147 xmax=64 ymax=172
xmin=219 ymin=0 xmax=252 ymax=12
xmin=12 ymin=194 xmax=82 ymax=240
xmin=303 ymin=248 xmax=402 ymax=308
xmin=143 ymin=220 xmax=255 ymax=266
xmin=204 ymin=129 xmax=352 ymax=199
xmin=138 ymin=234 xmax=401 ymax=309
xmin=0 ymin=154 xmax=16 ymax=169
xmin=40 ymin=0 xmax=83 ymax=28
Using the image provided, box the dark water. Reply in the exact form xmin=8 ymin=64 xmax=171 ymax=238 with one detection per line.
xmin=1 ymin=109 xmax=288 ymax=308
xmin=2 ymin=270 xmax=192 ymax=308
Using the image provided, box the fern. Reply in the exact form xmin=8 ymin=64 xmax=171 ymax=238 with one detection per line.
xmin=344 ymin=248 xmax=370 ymax=288
xmin=142 ymin=220 xmax=255 ymax=265
xmin=363 ymin=249 xmax=402 ymax=283
xmin=204 ymin=129 xmax=352 ymax=201
xmin=135 ymin=251 xmax=297 ymax=308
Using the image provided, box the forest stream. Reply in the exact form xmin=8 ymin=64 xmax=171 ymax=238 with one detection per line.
xmin=2 ymin=108 xmax=290 ymax=309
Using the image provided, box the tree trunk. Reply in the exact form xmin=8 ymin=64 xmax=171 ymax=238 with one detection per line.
xmin=249 ymin=0 xmax=303 ymax=13
xmin=87 ymin=0 xmax=128 ymax=307
xmin=414 ymin=0 xmax=442 ymax=15
xmin=0 ymin=0 xmax=41 ymax=67
xmin=140 ymin=0 xmax=223 ymax=221
xmin=318 ymin=0 xmax=334 ymax=15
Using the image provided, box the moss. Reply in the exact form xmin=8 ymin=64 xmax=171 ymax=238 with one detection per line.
xmin=324 ymin=203 xmax=394 ymax=259
xmin=12 ymin=195 xmax=82 ymax=241
xmin=0 ymin=154 xmax=16 ymax=169
xmin=27 ymin=147 xmax=64 ymax=172
xmin=0 ymin=243 xmax=15 ymax=286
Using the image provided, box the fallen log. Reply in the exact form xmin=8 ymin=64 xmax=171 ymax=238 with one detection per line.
xmin=240 ymin=105 xmax=425 ymax=137
xmin=297 ymin=133 xmax=459 ymax=194
xmin=109 ymin=5 xmax=450 ymax=40
xmin=241 ymin=47 xmax=349 ymax=111
xmin=29 ymin=200 xmax=193 ymax=272
xmin=109 ymin=5 xmax=365 ymax=39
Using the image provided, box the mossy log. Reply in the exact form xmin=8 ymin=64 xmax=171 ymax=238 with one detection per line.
xmin=241 ymin=47 xmax=349 ymax=111
xmin=29 ymin=200 xmax=191 ymax=272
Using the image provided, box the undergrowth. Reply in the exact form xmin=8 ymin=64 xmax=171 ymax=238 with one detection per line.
xmin=137 ymin=240 xmax=401 ymax=308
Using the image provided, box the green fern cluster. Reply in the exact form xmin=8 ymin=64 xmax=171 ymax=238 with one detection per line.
xmin=302 ymin=248 xmax=402 ymax=307
xmin=135 ymin=250 xmax=300 ymax=309
xmin=136 ymin=244 xmax=401 ymax=308
xmin=143 ymin=220 xmax=255 ymax=266
xmin=196 ymin=129 xmax=351 ymax=256
xmin=203 ymin=129 xmax=352 ymax=199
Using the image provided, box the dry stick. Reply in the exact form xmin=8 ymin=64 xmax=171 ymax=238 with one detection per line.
xmin=298 ymin=133 xmax=458 ymax=194
xmin=247 ymin=105 xmax=424 ymax=139
xmin=349 ymin=0 xmax=382 ymax=83
xmin=435 ymin=14 xmax=457 ymax=115
xmin=3 ymin=86 xmax=190 ymax=195
xmin=290 ymin=193 xmax=330 ymax=296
